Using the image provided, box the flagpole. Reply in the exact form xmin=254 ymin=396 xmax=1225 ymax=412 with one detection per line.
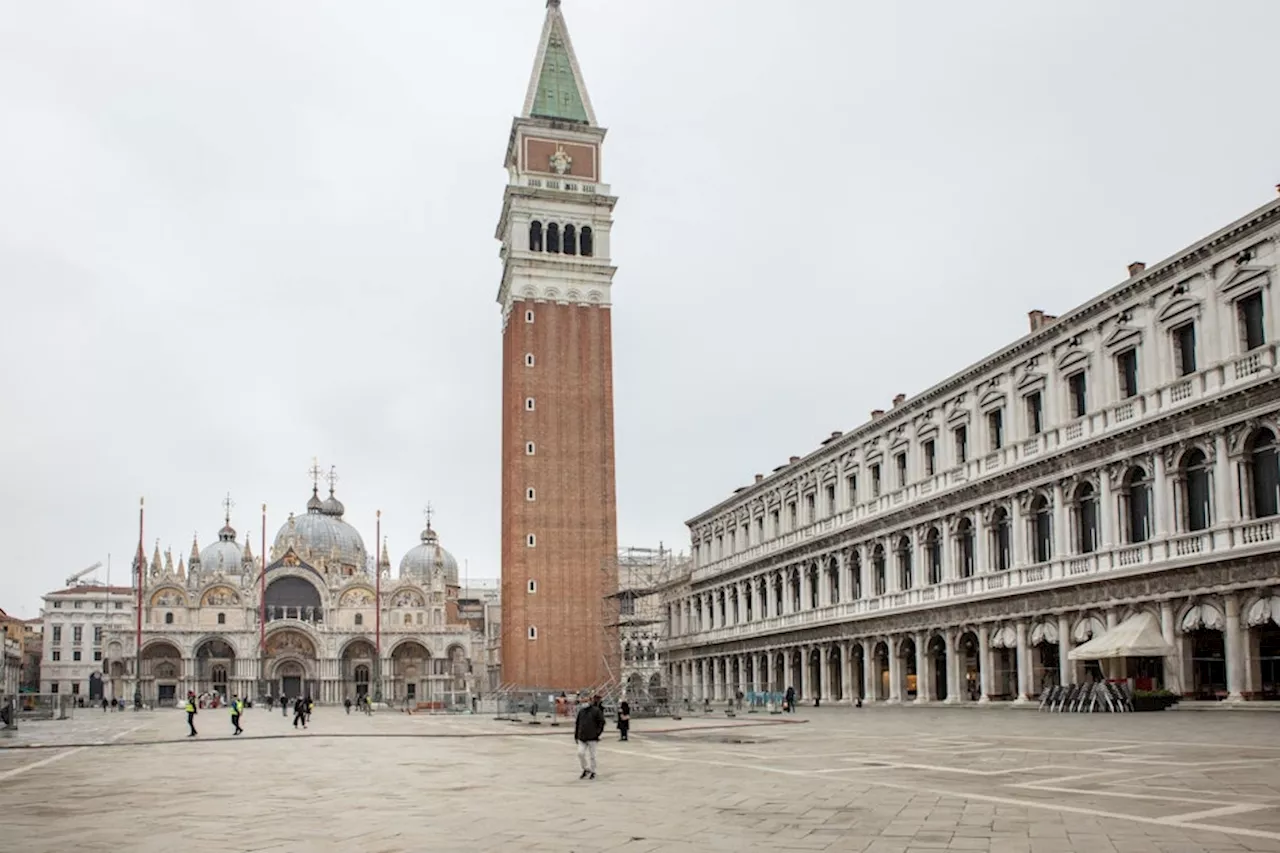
xmin=133 ymin=497 xmax=144 ymax=710
xmin=260 ymin=504 xmax=267 ymax=652
xmin=374 ymin=509 xmax=383 ymax=705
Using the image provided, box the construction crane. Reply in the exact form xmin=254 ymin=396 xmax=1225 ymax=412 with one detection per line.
xmin=65 ymin=562 xmax=103 ymax=588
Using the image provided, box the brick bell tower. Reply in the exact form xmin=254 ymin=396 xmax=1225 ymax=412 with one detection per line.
xmin=497 ymin=0 xmax=618 ymax=693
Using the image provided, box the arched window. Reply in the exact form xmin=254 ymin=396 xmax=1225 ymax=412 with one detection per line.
xmin=956 ymin=519 xmax=975 ymax=578
xmin=896 ymin=536 xmax=913 ymax=590
xmin=354 ymin=613 xmax=364 ymax=626
xmin=354 ymin=664 xmax=370 ymax=684
xmin=580 ymin=226 xmax=593 ymax=257
xmin=1032 ymin=496 xmax=1052 ymax=563
xmin=1248 ymin=429 xmax=1279 ymax=519
xmin=1180 ymin=449 xmax=1212 ymax=531
xmin=992 ymin=508 xmax=1011 ymax=570
xmin=925 ymin=528 xmax=942 ymax=584
xmin=827 ymin=557 xmax=840 ymax=604
xmin=563 ymin=224 xmax=577 ymax=256
xmin=850 ymin=551 xmax=863 ymax=599
xmin=216 ymin=612 xmax=226 ymax=625
xmin=872 ymin=546 xmax=887 ymax=596
xmin=164 ymin=612 xmax=173 ymax=624
xmin=807 ymin=565 xmax=819 ymax=609
xmin=528 ymin=220 xmax=542 ymax=252
xmin=546 ymin=222 xmax=561 ymax=253
xmin=211 ymin=665 xmax=227 ymax=684
xmin=1073 ymin=483 xmax=1098 ymax=553
xmin=1122 ymin=467 xmax=1152 ymax=543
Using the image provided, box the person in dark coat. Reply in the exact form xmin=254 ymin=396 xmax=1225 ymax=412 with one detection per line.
xmin=573 ymin=694 xmax=606 ymax=779
xmin=293 ymin=696 xmax=308 ymax=729
xmin=617 ymin=700 xmax=631 ymax=742
xmin=784 ymin=686 xmax=796 ymax=713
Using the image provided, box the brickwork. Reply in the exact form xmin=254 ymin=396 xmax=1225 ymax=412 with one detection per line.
xmin=501 ymin=300 xmax=618 ymax=692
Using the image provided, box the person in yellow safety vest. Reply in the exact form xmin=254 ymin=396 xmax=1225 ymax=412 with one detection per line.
xmin=230 ymin=694 xmax=244 ymax=736
xmin=185 ymin=692 xmax=198 ymax=737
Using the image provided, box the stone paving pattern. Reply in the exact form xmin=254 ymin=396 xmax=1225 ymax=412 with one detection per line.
xmin=2 ymin=705 xmax=1280 ymax=852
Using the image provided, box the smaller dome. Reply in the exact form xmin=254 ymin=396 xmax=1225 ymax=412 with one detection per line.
xmin=398 ymin=525 xmax=459 ymax=585
xmin=218 ymin=523 xmax=236 ymax=542
xmin=306 ymin=488 xmax=323 ymax=513
xmin=321 ymin=491 xmax=345 ymax=517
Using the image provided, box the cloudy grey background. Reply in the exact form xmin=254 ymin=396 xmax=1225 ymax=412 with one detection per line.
xmin=2 ymin=1 xmax=1277 ymax=616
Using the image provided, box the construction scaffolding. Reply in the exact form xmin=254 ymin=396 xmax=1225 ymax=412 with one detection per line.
xmin=599 ymin=544 xmax=692 ymax=716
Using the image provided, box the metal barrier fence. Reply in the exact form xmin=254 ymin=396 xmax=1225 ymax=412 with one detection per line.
xmin=5 ymin=694 xmax=79 ymax=723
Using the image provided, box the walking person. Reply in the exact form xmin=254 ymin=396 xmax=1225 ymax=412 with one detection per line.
xmin=617 ymin=700 xmax=631 ymax=742
xmin=305 ymin=695 xmax=314 ymax=724
xmin=784 ymin=685 xmax=796 ymax=713
xmin=184 ymin=691 xmax=198 ymax=737
xmin=293 ymin=696 xmax=307 ymax=729
xmin=573 ymin=694 xmax=606 ymax=780
xmin=344 ymin=696 xmax=352 ymax=715
xmin=281 ymin=695 xmax=289 ymax=717
xmin=230 ymin=694 xmax=244 ymax=736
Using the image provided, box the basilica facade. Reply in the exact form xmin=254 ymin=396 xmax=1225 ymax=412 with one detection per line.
xmin=104 ymin=479 xmax=481 ymax=707
xmin=667 ymin=194 xmax=1280 ymax=706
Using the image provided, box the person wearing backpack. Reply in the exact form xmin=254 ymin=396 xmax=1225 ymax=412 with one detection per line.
xmin=184 ymin=692 xmax=198 ymax=737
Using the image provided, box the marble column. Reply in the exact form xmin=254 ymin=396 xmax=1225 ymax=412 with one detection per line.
xmin=1225 ymin=593 xmax=1245 ymax=701
xmin=1009 ymin=494 xmax=1024 ymax=568
xmin=1099 ymin=473 xmax=1115 ymax=549
xmin=1153 ymin=451 xmax=1169 ymax=538
xmin=914 ymin=631 xmax=929 ymax=702
xmin=862 ymin=638 xmax=876 ymax=702
xmin=887 ymin=638 xmax=902 ymax=703
xmin=1159 ymin=600 xmax=1180 ymax=693
xmin=1051 ymin=481 xmax=1068 ymax=561
xmin=1014 ymin=621 xmax=1031 ymax=702
xmin=1057 ymin=614 xmax=1073 ymax=686
xmin=1213 ymin=431 xmax=1235 ymax=526
xmin=841 ymin=642 xmax=853 ymax=704
xmin=977 ymin=625 xmax=992 ymax=702
xmin=816 ymin=645 xmax=827 ymax=701
xmin=944 ymin=629 xmax=960 ymax=703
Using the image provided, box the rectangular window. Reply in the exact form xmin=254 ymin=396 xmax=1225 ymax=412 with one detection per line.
xmin=755 ymin=516 xmax=764 ymax=542
xmin=93 ymin=627 xmax=103 ymax=645
xmin=73 ymin=601 xmax=82 ymax=609
xmin=72 ymin=651 xmax=81 ymax=662
xmin=524 ymin=397 xmax=535 ymax=411
xmin=846 ymin=474 xmax=857 ymax=506
xmin=525 ymin=310 xmax=534 ymax=323
xmin=526 ymin=487 xmax=536 ymax=501
xmin=115 ymin=602 xmax=122 ymax=609
xmin=52 ymin=650 xmax=61 ymax=661
xmin=770 ymin=509 xmax=779 ymax=536
xmin=525 ymin=353 xmax=535 ymax=367
xmin=93 ymin=650 xmax=102 ymax=662
xmin=987 ymin=410 xmax=1003 ymax=451
xmin=526 ymin=534 xmax=536 ymax=547
xmin=52 ymin=601 xmax=62 ymax=608
xmin=72 ymin=682 xmax=80 ymax=695
xmin=525 ymin=442 xmax=536 ymax=455
xmin=1025 ymin=392 xmax=1043 ymax=435
xmin=1173 ymin=322 xmax=1197 ymax=376
xmin=527 ymin=580 xmax=537 ymax=593
xmin=895 ymin=452 xmax=907 ymax=488
xmin=825 ymin=483 xmax=836 ymax=515
xmin=52 ymin=626 xmax=61 ymax=644
xmin=1068 ymin=372 xmax=1087 ymax=418
xmin=50 ymin=682 xmax=59 ymax=694
xmin=94 ymin=602 xmax=102 ymax=609
xmin=923 ymin=440 xmax=936 ymax=477
xmin=1240 ymin=292 xmax=1265 ymax=351
xmin=804 ymin=493 xmax=815 ymax=524
xmin=72 ymin=626 xmax=82 ymax=645
xmin=955 ymin=426 xmax=968 ymax=463
xmin=1116 ymin=349 xmax=1139 ymax=399
xmin=870 ymin=464 xmax=882 ymax=498
xmin=787 ymin=501 xmax=797 ymax=530
xmin=527 ymin=626 xmax=537 ymax=640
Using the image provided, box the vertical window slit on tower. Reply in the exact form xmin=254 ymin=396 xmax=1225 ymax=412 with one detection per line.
xmin=529 ymin=220 xmax=543 ymax=252
xmin=563 ymin=224 xmax=577 ymax=255
xmin=580 ymin=226 xmax=593 ymax=257
xmin=546 ymin=222 xmax=561 ymax=253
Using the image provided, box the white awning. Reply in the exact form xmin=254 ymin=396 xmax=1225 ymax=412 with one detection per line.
xmin=1068 ymin=612 xmax=1174 ymax=660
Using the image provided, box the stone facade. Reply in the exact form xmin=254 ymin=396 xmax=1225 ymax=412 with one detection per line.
xmin=39 ymin=585 xmax=133 ymax=700
xmin=498 ymin=1 xmax=619 ymax=693
xmin=667 ymin=195 xmax=1280 ymax=705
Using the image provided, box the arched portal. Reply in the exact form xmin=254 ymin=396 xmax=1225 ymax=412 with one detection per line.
xmin=928 ymin=634 xmax=948 ymax=701
xmin=958 ymin=631 xmax=981 ymax=701
xmin=391 ymin=641 xmax=432 ymax=707
xmin=265 ymin=629 xmax=318 ymax=702
xmin=790 ymin=648 xmax=804 ymax=699
xmin=342 ymin=639 xmax=376 ymax=700
xmin=265 ymin=575 xmax=324 ymax=624
xmin=827 ymin=645 xmax=843 ymax=702
xmin=900 ymin=636 xmax=918 ymax=700
xmin=141 ymin=640 xmax=183 ymax=707
xmin=195 ymin=639 xmax=236 ymax=700
xmin=873 ymin=641 xmax=890 ymax=701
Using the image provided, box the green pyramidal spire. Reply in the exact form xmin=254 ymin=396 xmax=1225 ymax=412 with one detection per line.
xmin=523 ymin=1 xmax=595 ymax=125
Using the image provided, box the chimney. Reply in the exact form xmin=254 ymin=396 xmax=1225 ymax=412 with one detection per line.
xmin=1028 ymin=309 xmax=1045 ymax=333
xmin=754 ymin=473 xmax=763 ymax=483
xmin=1127 ymin=261 xmax=1146 ymax=277
xmin=788 ymin=455 xmax=800 ymax=464
xmin=871 ymin=408 xmax=884 ymax=419
xmin=892 ymin=393 xmax=906 ymax=407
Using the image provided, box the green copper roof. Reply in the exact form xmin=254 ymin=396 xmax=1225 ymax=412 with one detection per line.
xmin=531 ymin=23 xmax=588 ymax=123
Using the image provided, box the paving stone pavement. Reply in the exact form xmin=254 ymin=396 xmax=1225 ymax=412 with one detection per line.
xmin=1 ymin=705 xmax=1279 ymax=853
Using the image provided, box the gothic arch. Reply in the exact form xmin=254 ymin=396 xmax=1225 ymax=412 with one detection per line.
xmin=1179 ymin=599 xmax=1227 ymax=633
xmin=1072 ymin=613 xmax=1107 ymax=643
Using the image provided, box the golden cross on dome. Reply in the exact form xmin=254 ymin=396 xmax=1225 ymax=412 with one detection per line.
xmin=222 ymin=492 xmax=235 ymax=523
xmin=327 ymin=465 xmax=340 ymax=494
xmin=424 ymin=502 xmax=434 ymax=530
xmin=308 ymin=457 xmax=322 ymax=489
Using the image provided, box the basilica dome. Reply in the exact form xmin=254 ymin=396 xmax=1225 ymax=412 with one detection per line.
xmin=399 ymin=525 xmax=459 ymax=586
xmin=198 ymin=522 xmax=244 ymax=575
xmin=273 ymin=486 xmax=368 ymax=574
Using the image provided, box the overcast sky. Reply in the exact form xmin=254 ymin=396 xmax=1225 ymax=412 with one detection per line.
xmin=2 ymin=1 xmax=1277 ymax=617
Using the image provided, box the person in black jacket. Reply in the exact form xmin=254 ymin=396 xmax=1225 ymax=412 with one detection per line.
xmin=573 ymin=694 xmax=606 ymax=779
xmin=617 ymin=700 xmax=631 ymax=742
xmin=293 ymin=696 xmax=307 ymax=729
